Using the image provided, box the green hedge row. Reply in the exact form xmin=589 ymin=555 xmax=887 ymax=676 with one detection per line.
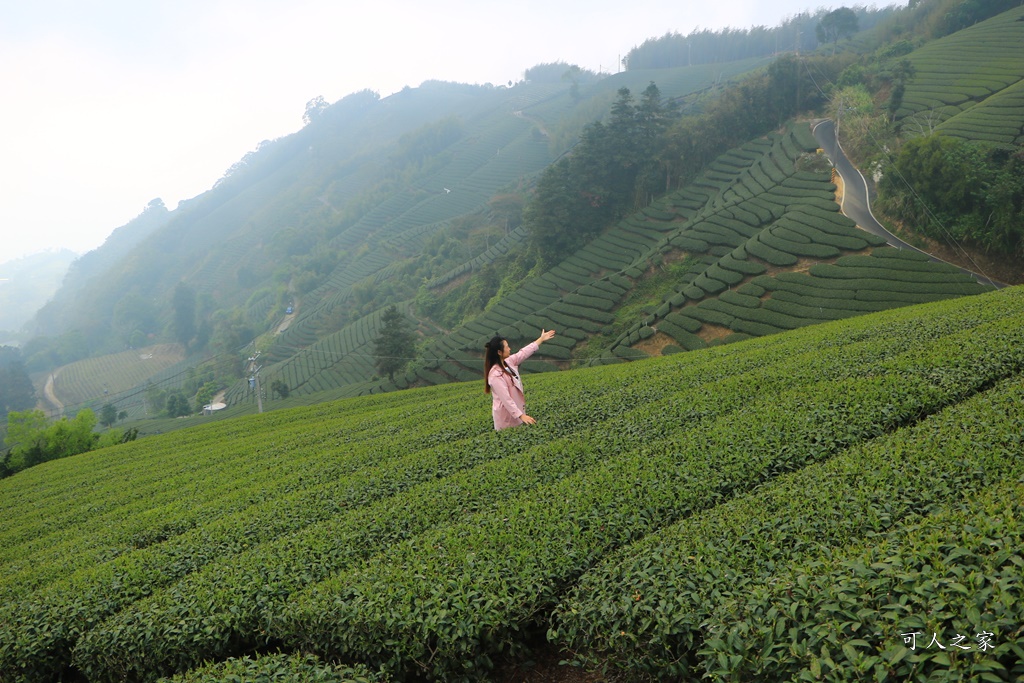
xmin=699 ymin=298 xmax=807 ymax=331
xmin=59 ymin=337 xmax=803 ymax=680
xmin=272 ymin=302 xmax=1024 ymax=681
xmin=0 ymin=393 xmax=508 ymax=679
xmin=718 ymin=290 xmax=762 ymax=309
xmin=778 ymin=218 xmax=872 ymax=251
xmin=552 ymin=366 xmax=1024 ymax=680
xmin=719 ymin=251 xmax=766 ymax=276
xmin=745 ymin=235 xmax=800 ymax=267
xmin=162 ymin=653 xmax=388 ymax=683
xmin=763 ymin=297 xmax=882 ymax=321
xmin=654 ymin=321 xmax=707 ymax=350
xmin=663 ymin=311 xmax=703 ymax=333
xmin=760 ymin=229 xmax=841 ymax=259
xmin=75 ymin=314 xmax=907 ymax=680
xmin=704 ymin=477 xmax=1024 ymax=682
xmin=670 ymin=234 xmax=710 ymax=252
xmin=809 ymin=263 xmax=979 ymax=284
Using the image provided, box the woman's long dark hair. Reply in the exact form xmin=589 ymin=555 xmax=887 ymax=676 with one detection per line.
xmin=483 ymin=335 xmax=508 ymax=394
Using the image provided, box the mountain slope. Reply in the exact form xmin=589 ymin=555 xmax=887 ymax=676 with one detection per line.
xmin=895 ymin=7 xmax=1024 ymax=144
xmin=26 ymin=5 xmax=1023 ymax=432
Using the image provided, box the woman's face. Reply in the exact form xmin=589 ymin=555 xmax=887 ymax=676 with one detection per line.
xmin=500 ymin=340 xmax=511 ymax=360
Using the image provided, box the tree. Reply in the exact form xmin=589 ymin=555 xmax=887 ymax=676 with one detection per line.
xmin=3 ymin=409 xmax=99 ymax=473
xmin=46 ymin=410 xmax=99 ymax=460
xmin=145 ymin=381 xmax=167 ymax=414
xmin=113 ymin=292 xmax=158 ymax=348
xmin=270 ymin=379 xmax=290 ymax=399
xmin=100 ymin=403 xmax=119 ymax=428
xmin=303 ymin=95 xmax=328 ymax=125
xmin=525 ymin=84 xmax=679 ymax=263
xmin=373 ymin=306 xmax=416 ymax=382
xmin=165 ymin=391 xmax=192 ymax=418
xmin=816 ymin=8 xmax=859 ymax=53
xmin=4 ymin=410 xmax=49 ymax=457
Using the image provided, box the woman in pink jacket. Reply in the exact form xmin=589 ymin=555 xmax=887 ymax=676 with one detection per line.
xmin=484 ymin=329 xmax=556 ymax=430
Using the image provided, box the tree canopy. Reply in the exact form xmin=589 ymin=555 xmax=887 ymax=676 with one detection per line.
xmin=525 ymin=83 xmax=676 ymax=263
xmin=877 ymin=135 xmax=1024 ymax=257
xmin=373 ymin=306 xmax=416 ymax=382
xmin=816 ymin=7 xmax=860 ymax=53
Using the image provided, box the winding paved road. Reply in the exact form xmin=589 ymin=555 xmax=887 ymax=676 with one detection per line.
xmin=811 ymin=119 xmax=1006 ymax=289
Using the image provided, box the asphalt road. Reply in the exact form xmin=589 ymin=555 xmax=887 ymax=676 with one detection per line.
xmin=811 ymin=119 xmax=1006 ymax=289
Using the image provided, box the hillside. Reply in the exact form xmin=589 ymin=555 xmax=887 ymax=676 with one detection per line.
xmin=1 ymin=285 xmax=1023 ymax=682
xmin=14 ymin=2 xmax=1023 ymax=439
xmin=894 ymin=8 xmax=1024 ymax=146
xmin=0 ymin=250 xmax=77 ymax=341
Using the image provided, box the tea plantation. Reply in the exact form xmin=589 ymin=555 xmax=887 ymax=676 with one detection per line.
xmin=896 ymin=8 xmax=1024 ymax=146
xmin=2 ymin=286 xmax=1023 ymax=682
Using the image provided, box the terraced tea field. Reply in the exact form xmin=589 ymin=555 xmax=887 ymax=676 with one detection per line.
xmin=392 ymin=122 xmax=995 ymax=389
xmin=2 ymin=285 xmax=1022 ymax=682
xmin=897 ymin=8 xmax=1024 ymax=146
xmin=42 ymin=343 xmax=185 ymax=415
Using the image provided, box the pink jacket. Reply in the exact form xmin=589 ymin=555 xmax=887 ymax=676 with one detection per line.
xmin=487 ymin=342 xmax=538 ymax=430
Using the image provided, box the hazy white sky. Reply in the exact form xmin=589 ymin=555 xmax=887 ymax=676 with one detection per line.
xmin=1 ymin=0 xmax=859 ymax=261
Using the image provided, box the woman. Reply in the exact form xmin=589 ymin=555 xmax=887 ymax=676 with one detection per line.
xmin=484 ymin=329 xmax=556 ymax=430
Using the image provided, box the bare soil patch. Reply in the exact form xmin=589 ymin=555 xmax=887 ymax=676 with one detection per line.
xmin=493 ymin=643 xmax=605 ymax=683
xmin=634 ymin=330 xmax=677 ymax=356
xmin=698 ymin=323 xmax=734 ymax=344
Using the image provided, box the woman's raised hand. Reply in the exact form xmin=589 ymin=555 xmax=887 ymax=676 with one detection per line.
xmin=535 ymin=329 xmax=556 ymax=345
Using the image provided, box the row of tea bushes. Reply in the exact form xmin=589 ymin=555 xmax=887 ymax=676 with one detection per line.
xmin=640 ymin=248 xmax=994 ymax=354
xmin=702 ymin=479 xmax=1024 ymax=682
xmin=895 ymin=8 xmax=1024 ymax=124
xmin=552 ymin=370 xmax=1024 ymax=680
xmin=6 ymin=317 xmax=843 ymax=681
xmin=67 ymin=296 xmax=959 ymax=682
xmin=265 ymin=297 xmax=1024 ymax=682
xmin=3 ymin=288 xmax=1022 ymax=682
xmin=162 ymin=652 xmax=387 ymax=683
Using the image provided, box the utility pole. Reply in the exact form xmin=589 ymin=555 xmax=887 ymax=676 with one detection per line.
xmin=247 ymin=351 xmax=264 ymax=414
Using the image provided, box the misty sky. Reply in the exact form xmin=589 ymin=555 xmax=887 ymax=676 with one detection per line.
xmin=1 ymin=0 xmax=865 ymax=261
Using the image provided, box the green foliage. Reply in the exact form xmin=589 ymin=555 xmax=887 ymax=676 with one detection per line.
xmin=373 ymin=305 xmax=416 ymax=382
xmin=1 ymin=288 xmax=1023 ymax=681
xmin=2 ymin=409 xmax=99 ymax=475
xmin=816 ymin=7 xmax=860 ymax=52
xmin=878 ymin=135 xmax=1024 ymax=256
xmin=524 ymin=62 xmax=599 ymax=85
xmin=165 ymin=391 xmax=193 ymax=418
xmin=171 ymin=282 xmax=197 ymax=351
xmin=624 ymin=6 xmax=896 ymax=69
xmin=19 ymin=329 xmax=92 ymax=374
xmin=270 ymin=379 xmax=290 ymax=399
xmin=99 ymin=403 xmax=118 ymax=428
xmin=526 ymin=84 xmax=676 ymax=263
xmin=935 ymin=0 xmax=1024 ymax=36
xmin=701 ymin=479 xmax=1024 ymax=682
xmin=393 ymin=115 xmax=464 ymax=167
xmin=163 ymin=652 xmax=389 ymax=683
xmin=554 ymin=370 xmax=1024 ymax=680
